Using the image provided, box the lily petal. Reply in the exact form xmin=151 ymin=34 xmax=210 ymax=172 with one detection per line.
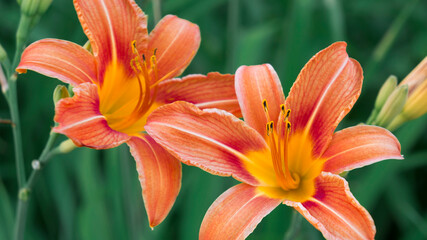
xmin=286 ymin=42 xmax=363 ymax=156
xmin=322 ymin=125 xmax=403 ymax=174
xmin=145 ymin=101 xmax=270 ymax=186
xmin=74 ymin=0 xmax=148 ymax=79
xmin=127 ymin=135 xmax=181 ymax=228
xmin=286 ymin=172 xmax=375 ymax=240
xmin=147 ymin=15 xmax=201 ymax=82
xmin=54 ymin=83 xmax=130 ymax=149
xmin=156 ymin=72 xmax=242 ymax=117
xmin=16 ymin=39 xmax=97 ymax=86
xmin=235 ymin=64 xmax=285 ymax=137
xmin=200 ymin=183 xmax=281 ymax=240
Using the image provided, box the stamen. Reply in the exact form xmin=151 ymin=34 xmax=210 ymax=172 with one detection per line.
xmin=265 ymin=103 xmax=299 ymax=191
xmin=263 ymin=99 xmax=268 ymax=112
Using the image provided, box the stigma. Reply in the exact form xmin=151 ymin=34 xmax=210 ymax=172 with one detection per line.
xmin=263 ymin=100 xmax=300 ymax=191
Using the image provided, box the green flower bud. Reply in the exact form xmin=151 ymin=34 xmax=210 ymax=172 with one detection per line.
xmin=37 ymin=0 xmax=52 ymax=16
xmin=0 ymin=44 xmax=7 ymax=64
xmin=0 ymin=65 xmax=8 ymax=94
xmin=58 ymin=139 xmax=77 ymax=153
xmin=20 ymin=0 xmax=40 ymax=17
xmin=83 ymin=40 xmax=93 ymax=53
xmin=53 ymin=85 xmax=70 ymax=105
xmin=374 ymin=84 xmax=408 ymax=127
xmin=375 ymin=75 xmax=397 ymax=110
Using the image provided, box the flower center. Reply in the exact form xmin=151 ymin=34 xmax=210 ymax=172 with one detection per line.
xmin=263 ymin=99 xmax=300 ymax=191
xmin=98 ymin=41 xmax=161 ymax=135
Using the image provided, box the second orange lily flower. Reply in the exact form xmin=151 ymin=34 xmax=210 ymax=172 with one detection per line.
xmin=16 ymin=0 xmax=241 ymax=227
xmin=145 ymin=42 xmax=403 ymax=239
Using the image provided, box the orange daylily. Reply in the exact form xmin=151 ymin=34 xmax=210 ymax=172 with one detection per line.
xmin=16 ymin=0 xmax=241 ymax=227
xmin=145 ymin=42 xmax=403 ymax=239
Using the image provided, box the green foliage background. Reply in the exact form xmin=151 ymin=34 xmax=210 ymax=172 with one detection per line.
xmin=0 ymin=0 xmax=427 ymax=239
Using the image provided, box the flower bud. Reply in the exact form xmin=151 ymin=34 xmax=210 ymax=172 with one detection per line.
xmin=19 ymin=0 xmax=52 ymax=17
xmin=375 ymin=75 xmax=397 ymax=110
xmin=0 ymin=44 xmax=7 ymax=64
xmin=387 ymin=57 xmax=427 ymax=131
xmin=83 ymin=40 xmax=93 ymax=53
xmin=399 ymin=57 xmax=427 ymax=120
xmin=374 ymin=84 xmax=408 ymax=127
xmin=37 ymin=0 xmax=52 ymax=16
xmin=53 ymin=85 xmax=70 ymax=105
xmin=0 ymin=65 xmax=8 ymax=94
xmin=19 ymin=0 xmax=40 ymax=17
xmin=58 ymin=139 xmax=77 ymax=153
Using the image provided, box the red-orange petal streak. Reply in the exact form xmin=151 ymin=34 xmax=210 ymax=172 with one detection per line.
xmin=16 ymin=39 xmax=97 ymax=86
xmin=156 ymin=72 xmax=242 ymax=117
xmin=200 ymin=183 xmax=281 ymax=240
xmin=74 ymin=0 xmax=148 ymax=81
xmin=54 ymin=83 xmax=130 ymax=149
xmin=286 ymin=172 xmax=375 ymax=240
xmin=145 ymin=101 xmax=269 ymax=186
xmin=286 ymin=42 xmax=363 ymax=156
xmin=322 ymin=125 xmax=403 ymax=174
xmin=127 ymin=135 xmax=182 ymax=228
xmin=147 ymin=15 xmax=201 ymax=82
xmin=235 ymin=64 xmax=285 ymax=137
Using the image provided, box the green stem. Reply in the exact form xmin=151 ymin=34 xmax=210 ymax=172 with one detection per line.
xmin=152 ymin=0 xmax=161 ymax=24
xmin=284 ymin=210 xmax=303 ymax=240
xmin=8 ymin=14 xmax=35 ymax=190
xmin=8 ymin=73 xmax=26 ymax=189
xmin=13 ymin=131 xmax=59 ymax=240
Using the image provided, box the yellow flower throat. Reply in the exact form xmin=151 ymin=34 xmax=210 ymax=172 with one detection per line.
xmin=98 ymin=41 xmax=161 ymax=135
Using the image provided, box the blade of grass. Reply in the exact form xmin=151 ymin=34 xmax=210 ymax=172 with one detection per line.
xmin=323 ymin=0 xmax=345 ymax=41
xmin=226 ymin=0 xmax=239 ymax=73
xmin=0 ymin=179 xmax=13 ymax=240
xmin=281 ymin=0 xmax=314 ymax=92
xmin=104 ymin=147 xmax=128 ymax=240
xmin=45 ymin=151 xmax=76 ymax=240
xmin=75 ymin=148 xmax=112 ymax=240
xmin=387 ymin=177 xmax=427 ymax=238
xmin=364 ymin=0 xmax=420 ymax=87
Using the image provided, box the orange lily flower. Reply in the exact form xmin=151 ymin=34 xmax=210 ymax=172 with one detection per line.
xmin=145 ymin=42 xmax=403 ymax=239
xmin=16 ymin=0 xmax=241 ymax=227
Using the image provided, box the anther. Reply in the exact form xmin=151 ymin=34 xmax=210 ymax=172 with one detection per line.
xmin=142 ymin=54 xmax=146 ymax=62
xmin=280 ymin=104 xmax=285 ymax=112
xmin=131 ymin=40 xmax=137 ymax=54
xmin=262 ymin=99 xmax=268 ymax=112
xmin=153 ymin=48 xmax=157 ymax=56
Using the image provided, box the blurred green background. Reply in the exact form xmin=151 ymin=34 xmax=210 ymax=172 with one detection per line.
xmin=1 ymin=0 xmax=427 ymax=239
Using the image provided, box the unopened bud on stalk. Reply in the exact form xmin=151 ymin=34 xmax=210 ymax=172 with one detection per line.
xmin=0 ymin=66 xmax=8 ymax=94
xmin=19 ymin=0 xmax=40 ymax=17
xmin=375 ymin=75 xmax=397 ymax=110
xmin=374 ymin=85 xmax=408 ymax=127
xmin=53 ymin=85 xmax=70 ymax=105
xmin=37 ymin=0 xmax=52 ymax=16
xmin=19 ymin=0 xmax=52 ymax=17
xmin=83 ymin=40 xmax=92 ymax=53
xmin=387 ymin=57 xmax=427 ymax=131
xmin=0 ymin=44 xmax=7 ymax=64
xmin=58 ymin=139 xmax=77 ymax=153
